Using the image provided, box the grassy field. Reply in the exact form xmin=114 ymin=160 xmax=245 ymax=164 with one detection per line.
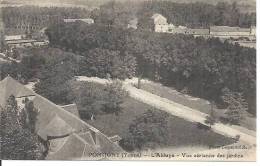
xmin=79 ymin=81 xmax=236 ymax=150
xmin=137 ymin=82 xmax=212 ymax=114
xmin=87 ymin=97 xmax=152 ymax=138
xmin=71 ymin=81 xmax=235 ymax=151
xmin=87 ymin=97 xmax=235 ymax=149
xmin=136 ymin=81 xmax=256 ymax=131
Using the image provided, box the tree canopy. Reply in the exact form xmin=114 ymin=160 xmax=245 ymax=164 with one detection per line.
xmin=46 ymin=22 xmax=256 ymax=115
xmin=69 ymin=81 xmax=128 ymax=120
xmin=92 ymin=1 xmax=255 ymax=29
xmin=34 ymin=48 xmax=79 ymax=104
xmin=0 ymin=96 xmax=46 ymax=159
xmin=120 ymin=109 xmax=169 ymax=151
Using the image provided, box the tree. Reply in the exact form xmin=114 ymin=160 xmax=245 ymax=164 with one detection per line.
xmin=94 ymin=1 xmax=137 ymax=28
xmin=137 ymin=1 xmax=255 ymax=28
xmin=82 ymin=48 xmax=136 ymax=79
xmin=102 ymin=81 xmax=128 ymax=115
xmin=221 ymin=88 xmax=248 ymax=125
xmin=45 ymin=15 xmax=256 ymax=116
xmin=11 ymin=48 xmax=20 ymax=59
xmin=0 ymin=62 xmax=20 ymax=81
xmin=72 ymin=82 xmax=105 ymax=120
xmin=20 ymin=98 xmax=39 ymax=133
xmin=0 ymin=29 xmax=6 ymax=52
xmin=0 ymin=96 xmax=45 ymax=159
xmin=120 ymin=109 xmax=169 ymax=151
xmin=34 ymin=49 xmax=78 ymax=104
xmin=19 ymin=53 xmax=46 ymax=82
xmin=71 ymin=81 xmax=128 ymax=120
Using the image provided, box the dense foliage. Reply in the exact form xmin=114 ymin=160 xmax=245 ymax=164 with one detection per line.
xmin=0 ymin=96 xmax=46 ymax=159
xmin=120 ymin=109 xmax=169 ymax=151
xmin=221 ymin=88 xmax=249 ymax=124
xmin=2 ymin=6 xmax=91 ymax=34
xmin=46 ymin=23 xmax=137 ymax=79
xmin=90 ymin=1 xmax=140 ymax=28
xmin=92 ymin=1 xmax=255 ymax=28
xmin=81 ymin=48 xmax=136 ymax=79
xmin=46 ymin=22 xmax=256 ymax=115
xmin=34 ymin=48 xmax=79 ymax=104
xmin=137 ymin=1 xmax=256 ymax=28
xmin=69 ymin=81 xmax=128 ymax=120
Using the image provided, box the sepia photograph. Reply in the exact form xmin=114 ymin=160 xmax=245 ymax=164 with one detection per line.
xmin=0 ymin=0 xmax=257 ymax=162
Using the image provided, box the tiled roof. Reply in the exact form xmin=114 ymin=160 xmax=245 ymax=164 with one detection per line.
xmin=5 ymin=35 xmax=26 ymax=41
xmin=37 ymin=114 xmax=74 ymax=140
xmin=61 ymin=104 xmax=80 ymax=117
xmin=0 ymin=76 xmax=123 ymax=160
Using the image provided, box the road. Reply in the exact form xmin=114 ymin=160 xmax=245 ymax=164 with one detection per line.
xmin=75 ymin=76 xmax=256 ymax=145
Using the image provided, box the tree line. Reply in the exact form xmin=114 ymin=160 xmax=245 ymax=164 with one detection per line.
xmin=45 ymin=22 xmax=256 ymax=116
xmin=137 ymin=1 xmax=256 ymax=28
xmin=2 ymin=6 xmax=91 ymax=33
xmin=91 ymin=1 xmax=256 ymax=28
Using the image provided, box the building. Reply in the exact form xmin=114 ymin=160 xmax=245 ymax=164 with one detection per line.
xmin=5 ymin=35 xmax=26 ymax=41
xmin=185 ymin=28 xmax=210 ymax=37
xmin=63 ymin=18 xmax=94 ymax=24
xmin=231 ymin=41 xmax=256 ymax=49
xmin=151 ymin=13 xmax=169 ymax=33
xmin=0 ymin=76 xmax=123 ymax=160
xmin=6 ymin=39 xmax=49 ymax=48
xmin=210 ymin=26 xmax=251 ymax=38
xmin=5 ymin=34 xmax=49 ymax=49
xmin=150 ymin=13 xmax=256 ymax=48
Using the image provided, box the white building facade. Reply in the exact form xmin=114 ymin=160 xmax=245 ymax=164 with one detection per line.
xmin=151 ymin=14 xmax=169 ymax=33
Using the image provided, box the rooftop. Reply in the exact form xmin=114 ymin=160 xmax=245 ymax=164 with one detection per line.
xmin=63 ymin=18 xmax=94 ymax=24
xmin=5 ymin=35 xmax=26 ymax=41
xmin=210 ymin=26 xmax=251 ymax=32
xmin=0 ymin=76 xmax=123 ymax=160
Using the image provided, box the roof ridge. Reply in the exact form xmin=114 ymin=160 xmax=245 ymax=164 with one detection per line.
xmin=1 ymin=76 xmax=100 ymax=132
xmin=35 ymin=94 xmax=100 ymax=132
xmin=60 ymin=103 xmax=77 ymax=107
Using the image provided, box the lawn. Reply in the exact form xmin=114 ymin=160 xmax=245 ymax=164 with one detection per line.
xmin=136 ymin=81 xmax=256 ymax=131
xmin=137 ymin=81 xmax=212 ymax=114
xmin=86 ymin=95 xmax=236 ymax=150
xmin=87 ymin=97 xmax=153 ymax=138
xmin=73 ymin=81 xmax=236 ymax=151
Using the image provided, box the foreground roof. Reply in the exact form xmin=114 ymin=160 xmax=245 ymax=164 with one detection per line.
xmin=0 ymin=76 xmax=123 ymax=160
xmin=61 ymin=104 xmax=80 ymax=117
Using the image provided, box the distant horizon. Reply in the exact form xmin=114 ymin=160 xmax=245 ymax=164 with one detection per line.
xmin=1 ymin=0 xmax=256 ymax=6
xmin=0 ymin=0 xmax=256 ymax=13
